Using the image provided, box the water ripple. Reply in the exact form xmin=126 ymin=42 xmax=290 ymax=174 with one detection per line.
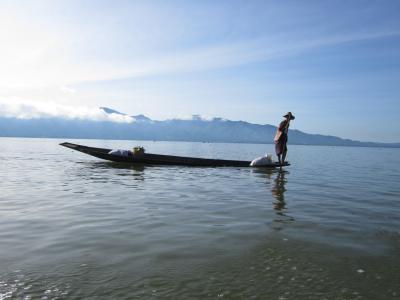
xmin=1 ymin=138 xmax=399 ymax=299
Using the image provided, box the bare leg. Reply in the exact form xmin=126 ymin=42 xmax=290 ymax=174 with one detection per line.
xmin=277 ymin=154 xmax=283 ymax=170
xmin=282 ymin=151 xmax=287 ymax=164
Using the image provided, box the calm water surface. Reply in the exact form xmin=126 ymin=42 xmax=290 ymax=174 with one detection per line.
xmin=0 ymin=138 xmax=399 ymax=299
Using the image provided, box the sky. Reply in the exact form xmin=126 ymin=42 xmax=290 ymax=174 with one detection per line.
xmin=0 ymin=0 xmax=399 ymax=142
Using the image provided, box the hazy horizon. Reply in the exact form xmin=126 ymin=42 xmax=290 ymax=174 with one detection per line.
xmin=1 ymin=103 xmax=400 ymax=145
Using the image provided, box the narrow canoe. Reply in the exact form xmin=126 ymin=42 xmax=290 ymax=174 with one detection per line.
xmin=60 ymin=142 xmax=289 ymax=168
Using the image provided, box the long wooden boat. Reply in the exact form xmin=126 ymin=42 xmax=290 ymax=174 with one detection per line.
xmin=60 ymin=142 xmax=289 ymax=168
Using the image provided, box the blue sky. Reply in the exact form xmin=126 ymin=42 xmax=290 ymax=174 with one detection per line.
xmin=0 ymin=0 xmax=399 ymax=142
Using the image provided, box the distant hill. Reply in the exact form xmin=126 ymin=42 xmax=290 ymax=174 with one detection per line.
xmin=0 ymin=106 xmax=399 ymax=148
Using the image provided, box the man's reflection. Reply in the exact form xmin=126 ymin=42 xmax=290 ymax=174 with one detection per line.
xmin=271 ymin=170 xmax=287 ymax=214
xmin=252 ymin=168 xmax=293 ymax=222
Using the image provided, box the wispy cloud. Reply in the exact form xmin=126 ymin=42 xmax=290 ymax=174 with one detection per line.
xmin=1 ymin=4 xmax=399 ymax=90
xmin=0 ymin=99 xmax=134 ymax=123
xmin=114 ymin=30 xmax=400 ymax=79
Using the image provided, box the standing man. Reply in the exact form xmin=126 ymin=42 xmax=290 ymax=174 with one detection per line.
xmin=274 ymin=112 xmax=295 ymax=165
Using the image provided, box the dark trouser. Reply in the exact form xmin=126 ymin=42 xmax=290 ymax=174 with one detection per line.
xmin=275 ymin=135 xmax=288 ymax=164
xmin=275 ymin=135 xmax=287 ymax=156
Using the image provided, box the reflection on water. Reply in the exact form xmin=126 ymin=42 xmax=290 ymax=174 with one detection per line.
xmin=270 ymin=170 xmax=295 ymax=224
xmin=271 ymin=170 xmax=287 ymax=212
xmin=76 ymin=161 xmax=147 ymax=183
xmin=252 ymin=168 xmax=294 ymax=224
xmin=86 ymin=161 xmax=146 ymax=173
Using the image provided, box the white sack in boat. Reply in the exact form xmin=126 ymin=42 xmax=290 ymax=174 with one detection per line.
xmin=250 ymin=154 xmax=273 ymax=166
xmin=108 ymin=149 xmax=131 ymax=157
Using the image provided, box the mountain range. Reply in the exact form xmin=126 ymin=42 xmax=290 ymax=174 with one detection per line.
xmin=0 ymin=107 xmax=399 ymax=148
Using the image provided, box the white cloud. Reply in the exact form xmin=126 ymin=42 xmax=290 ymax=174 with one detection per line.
xmin=167 ymin=114 xmax=222 ymax=122
xmin=0 ymin=98 xmax=134 ymax=123
xmin=59 ymin=86 xmax=76 ymax=94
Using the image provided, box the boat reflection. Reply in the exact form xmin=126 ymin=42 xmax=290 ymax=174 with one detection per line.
xmin=91 ymin=161 xmax=146 ymax=173
xmin=73 ymin=161 xmax=147 ymax=184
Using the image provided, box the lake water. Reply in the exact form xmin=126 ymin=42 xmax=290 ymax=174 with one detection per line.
xmin=0 ymin=137 xmax=399 ymax=299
